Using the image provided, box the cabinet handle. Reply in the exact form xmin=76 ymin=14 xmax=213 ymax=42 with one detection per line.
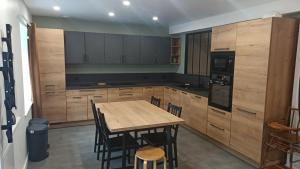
xmin=72 ymin=97 xmax=82 ymax=99
xmin=45 ymin=91 xmax=55 ymax=94
xmin=195 ymin=96 xmax=202 ymax=99
xmin=209 ymin=123 xmax=225 ymax=131
xmin=214 ymin=48 xmax=230 ymax=51
xmin=236 ymin=107 xmax=257 ymax=116
xmin=145 ymin=87 xmax=153 ymax=89
xmin=172 ymin=89 xmax=177 ymax=92
xmin=211 ymin=108 xmax=226 ymax=115
xmin=181 ymin=92 xmax=187 ymax=95
xmin=94 ymin=96 xmax=103 ymax=98
xmin=45 ymin=85 xmax=55 ymax=87
xmin=119 ymin=88 xmax=133 ymax=90
xmin=80 ymin=90 xmax=95 ymax=92
xmin=119 ymin=93 xmax=133 ymax=96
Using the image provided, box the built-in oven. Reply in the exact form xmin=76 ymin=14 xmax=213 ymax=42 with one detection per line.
xmin=208 ymin=51 xmax=235 ymax=112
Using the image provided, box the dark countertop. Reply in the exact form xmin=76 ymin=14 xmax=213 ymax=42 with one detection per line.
xmin=66 ymin=82 xmax=209 ymax=97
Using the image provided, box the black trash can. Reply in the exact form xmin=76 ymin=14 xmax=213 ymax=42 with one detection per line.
xmin=27 ymin=124 xmax=49 ymax=162
xmin=29 ymin=118 xmax=49 ymax=126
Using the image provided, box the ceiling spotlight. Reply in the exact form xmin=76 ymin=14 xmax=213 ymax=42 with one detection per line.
xmin=152 ymin=16 xmax=159 ymax=21
xmin=108 ymin=12 xmax=115 ymax=17
xmin=53 ymin=6 xmax=61 ymax=11
xmin=123 ymin=1 xmax=131 ymax=6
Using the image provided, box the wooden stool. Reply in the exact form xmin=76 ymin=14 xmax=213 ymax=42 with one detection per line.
xmin=134 ymin=146 xmax=167 ymax=169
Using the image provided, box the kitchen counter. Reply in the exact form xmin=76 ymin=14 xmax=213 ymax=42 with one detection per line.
xmin=66 ymin=82 xmax=209 ymax=97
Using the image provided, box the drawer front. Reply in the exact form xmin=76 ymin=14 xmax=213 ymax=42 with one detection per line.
xmin=87 ymin=95 xmax=108 ymax=120
xmin=67 ymin=96 xmax=88 ymax=121
xmin=67 ymin=89 xmax=107 ymax=96
xmin=207 ymin=122 xmax=230 ymax=146
xmin=142 ymin=87 xmax=154 ymax=102
xmin=207 ymin=107 xmax=231 ymax=131
xmin=41 ymin=93 xmax=66 ymax=123
xmin=108 ymin=88 xmax=143 ymax=102
xmin=40 ymin=73 xmax=65 ymax=93
xmin=230 ymin=105 xmax=264 ymax=163
xmin=153 ymin=86 xmax=164 ymax=94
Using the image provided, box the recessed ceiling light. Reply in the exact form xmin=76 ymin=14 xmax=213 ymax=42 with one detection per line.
xmin=152 ymin=16 xmax=159 ymax=21
xmin=53 ymin=6 xmax=61 ymax=11
xmin=123 ymin=1 xmax=131 ymax=6
xmin=108 ymin=12 xmax=115 ymax=17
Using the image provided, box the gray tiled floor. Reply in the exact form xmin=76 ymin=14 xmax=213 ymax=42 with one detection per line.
xmin=27 ymin=125 xmax=255 ymax=169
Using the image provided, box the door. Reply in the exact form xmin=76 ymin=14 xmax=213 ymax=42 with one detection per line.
xmin=41 ymin=92 xmax=66 ymax=123
xmin=140 ymin=36 xmax=157 ymax=64
xmin=123 ymin=35 xmax=140 ymax=64
xmin=105 ymin=34 xmax=123 ymax=64
xmin=211 ymin=23 xmax=237 ymax=51
xmin=156 ymin=37 xmax=170 ymax=64
xmin=85 ymin=32 xmax=105 ymax=64
xmin=64 ymin=31 xmax=86 ymax=64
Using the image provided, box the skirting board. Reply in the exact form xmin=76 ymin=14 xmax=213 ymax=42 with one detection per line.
xmin=22 ymin=154 xmax=28 ymax=169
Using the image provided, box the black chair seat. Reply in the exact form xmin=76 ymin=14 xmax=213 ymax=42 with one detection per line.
xmin=142 ymin=132 xmax=175 ymax=146
xmin=110 ymin=134 xmax=139 ymax=150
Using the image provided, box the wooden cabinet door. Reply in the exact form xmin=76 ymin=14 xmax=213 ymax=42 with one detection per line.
xmin=87 ymin=94 xmax=108 ymax=120
xmin=192 ymin=34 xmax=200 ymax=75
xmin=200 ymin=33 xmax=209 ymax=76
xmin=187 ymin=34 xmax=194 ymax=74
xmin=64 ymin=31 xmax=86 ymax=64
xmin=230 ymin=19 xmax=272 ymax=163
xmin=164 ymin=87 xmax=172 ymax=110
xmin=40 ymin=73 xmax=65 ymax=93
xmin=142 ymin=87 xmax=154 ymax=102
xmin=105 ymin=34 xmax=123 ymax=64
xmin=211 ymin=24 xmax=237 ymax=51
xmin=41 ymin=92 xmax=66 ymax=123
xmin=189 ymin=95 xmax=208 ymax=134
xmin=36 ymin=28 xmax=65 ymax=73
xmin=123 ymin=35 xmax=140 ymax=64
xmin=67 ymin=96 xmax=88 ymax=121
xmin=140 ymin=36 xmax=157 ymax=64
xmin=156 ymin=37 xmax=171 ymax=64
xmin=85 ymin=32 xmax=105 ymax=64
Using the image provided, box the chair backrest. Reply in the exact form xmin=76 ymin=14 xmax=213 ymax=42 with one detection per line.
xmin=151 ymin=96 xmax=161 ymax=107
xmin=97 ymin=108 xmax=110 ymax=143
xmin=90 ymin=100 xmax=100 ymax=129
xmin=167 ymin=103 xmax=182 ymax=139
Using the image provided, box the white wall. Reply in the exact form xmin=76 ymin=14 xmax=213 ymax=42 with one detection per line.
xmin=0 ymin=0 xmax=31 ymax=169
xmin=292 ymin=26 xmax=300 ymax=109
xmin=170 ymin=0 xmax=300 ymax=34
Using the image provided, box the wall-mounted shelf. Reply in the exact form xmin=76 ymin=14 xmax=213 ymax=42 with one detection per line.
xmin=170 ymin=37 xmax=181 ymax=64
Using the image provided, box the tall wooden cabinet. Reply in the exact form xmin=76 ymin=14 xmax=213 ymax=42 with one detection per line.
xmin=211 ymin=23 xmax=237 ymax=51
xmin=36 ymin=28 xmax=67 ymax=123
xmin=230 ymin=18 xmax=299 ymax=165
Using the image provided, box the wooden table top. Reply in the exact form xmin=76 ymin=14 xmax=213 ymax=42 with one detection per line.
xmin=96 ymin=100 xmax=184 ymax=132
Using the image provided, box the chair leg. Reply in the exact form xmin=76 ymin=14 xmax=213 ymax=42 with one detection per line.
xmin=289 ymin=145 xmax=294 ymax=169
xmin=174 ymin=142 xmax=178 ymax=167
xmin=97 ymin=138 xmax=102 ymax=160
xmin=94 ymin=129 xmax=98 ymax=153
xmin=134 ymin=156 xmax=138 ymax=169
xmin=101 ymin=144 xmax=106 ymax=169
xmin=153 ymin=160 xmax=157 ymax=169
xmin=143 ymin=160 xmax=148 ymax=169
xmin=163 ymin=157 xmax=167 ymax=169
xmin=106 ymin=149 xmax=111 ymax=169
xmin=127 ymin=149 xmax=131 ymax=164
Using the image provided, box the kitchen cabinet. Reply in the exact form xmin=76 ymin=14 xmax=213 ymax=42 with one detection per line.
xmin=140 ymin=36 xmax=157 ymax=64
xmin=108 ymin=87 xmax=143 ymax=102
xmin=87 ymin=93 xmax=108 ymax=119
xmin=207 ymin=106 xmax=231 ymax=146
xmin=67 ymin=95 xmax=88 ymax=121
xmin=85 ymin=32 xmax=105 ymax=64
xmin=230 ymin=18 xmax=298 ymax=164
xmin=192 ymin=34 xmax=200 ymax=75
xmin=65 ymin=31 xmax=86 ymax=64
xmin=123 ymin=35 xmax=140 ymax=64
xmin=105 ymin=34 xmax=123 ymax=64
xmin=36 ymin=28 xmax=67 ymax=123
xmin=156 ymin=37 xmax=171 ymax=64
xmin=211 ymin=23 xmax=237 ymax=51
xmin=143 ymin=86 xmax=164 ymax=108
xmin=181 ymin=92 xmax=208 ymax=134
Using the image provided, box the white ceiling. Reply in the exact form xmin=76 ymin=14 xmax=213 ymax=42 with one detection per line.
xmin=24 ymin=0 xmax=276 ymax=26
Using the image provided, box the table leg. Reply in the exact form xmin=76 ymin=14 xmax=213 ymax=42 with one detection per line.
xmin=122 ymin=133 xmax=127 ymax=169
xmin=166 ymin=126 xmax=173 ymax=169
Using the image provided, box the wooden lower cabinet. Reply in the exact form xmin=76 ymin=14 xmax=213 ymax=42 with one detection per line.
xmin=230 ymin=105 xmax=264 ymax=163
xmin=207 ymin=106 xmax=231 ymax=145
xmin=143 ymin=87 xmax=154 ymax=102
xmin=41 ymin=92 xmax=66 ymax=123
xmin=108 ymin=87 xmax=143 ymax=102
xmin=67 ymin=96 xmax=88 ymax=121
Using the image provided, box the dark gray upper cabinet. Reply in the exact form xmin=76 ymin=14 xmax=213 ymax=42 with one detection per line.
xmin=85 ymin=32 xmax=105 ymax=64
xmin=156 ymin=37 xmax=171 ymax=64
xmin=105 ymin=34 xmax=123 ymax=64
xmin=123 ymin=35 xmax=140 ymax=64
xmin=140 ymin=36 xmax=157 ymax=64
xmin=65 ymin=31 xmax=85 ymax=64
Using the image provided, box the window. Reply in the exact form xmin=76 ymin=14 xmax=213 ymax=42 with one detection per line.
xmin=185 ymin=31 xmax=212 ymax=76
xmin=19 ymin=23 xmax=32 ymax=115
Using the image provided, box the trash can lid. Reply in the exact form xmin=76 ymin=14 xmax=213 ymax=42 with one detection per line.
xmin=27 ymin=124 xmax=48 ymax=135
xmin=29 ymin=118 xmax=49 ymax=125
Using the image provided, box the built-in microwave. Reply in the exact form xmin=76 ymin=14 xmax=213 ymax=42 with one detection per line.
xmin=210 ymin=51 xmax=235 ymax=74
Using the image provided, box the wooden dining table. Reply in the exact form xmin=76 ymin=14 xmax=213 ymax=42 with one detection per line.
xmin=96 ymin=100 xmax=184 ymax=169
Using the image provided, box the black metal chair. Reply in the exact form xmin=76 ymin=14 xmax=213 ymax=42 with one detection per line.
xmin=141 ymin=103 xmax=182 ymax=167
xmin=151 ymin=96 xmax=161 ymax=108
xmin=97 ymin=108 xmax=139 ymax=169
xmin=90 ymin=100 xmax=101 ymax=155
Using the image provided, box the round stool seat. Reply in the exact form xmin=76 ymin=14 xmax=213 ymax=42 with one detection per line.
xmin=136 ymin=146 xmax=165 ymax=161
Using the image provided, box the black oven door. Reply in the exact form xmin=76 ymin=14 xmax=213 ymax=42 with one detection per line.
xmin=208 ymin=83 xmax=233 ymax=112
xmin=211 ymin=52 xmax=234 ymax=74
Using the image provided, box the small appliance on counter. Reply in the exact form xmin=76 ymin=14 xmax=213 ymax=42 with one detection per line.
xmin=208 ymin=51 xmax=235 ymax=112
